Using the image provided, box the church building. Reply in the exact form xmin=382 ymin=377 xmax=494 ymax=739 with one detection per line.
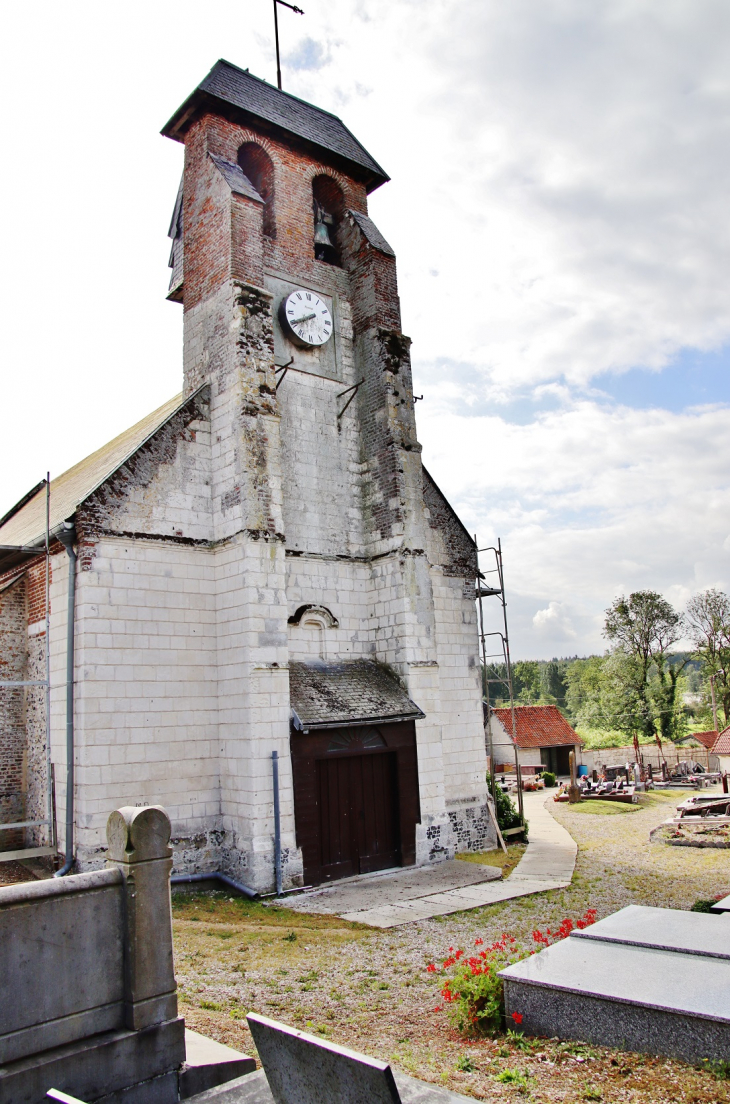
xmin=0 ymin=60 xmax=494 ymax=890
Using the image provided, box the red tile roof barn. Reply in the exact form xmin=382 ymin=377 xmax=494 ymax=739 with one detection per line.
xmin=712 ymin=727 xmax=730 ymax=756
xmin=491 ymin=705 xmax=582 ymax=749
xmin=689 ymin=730 xmax=719 ymax=751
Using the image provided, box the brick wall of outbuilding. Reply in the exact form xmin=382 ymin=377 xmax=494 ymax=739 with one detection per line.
xmin=0 ymin=577 xmax=27 ymax=850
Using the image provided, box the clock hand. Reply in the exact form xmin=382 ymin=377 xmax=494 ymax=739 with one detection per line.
xmin=291 ymin=312 xmax=317 ymax=325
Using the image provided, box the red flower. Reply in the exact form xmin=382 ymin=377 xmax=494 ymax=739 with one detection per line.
xmin=474 ymin=937 xmax=484 ymax=946
xmin=511 ymin=1012 xmax=523 ymax=1025
xmin=427 ymin=963 xmax=436 ymax=972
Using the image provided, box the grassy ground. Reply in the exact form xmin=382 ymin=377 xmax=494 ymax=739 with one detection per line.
xmin=566 ymin=800 xmax=639 ymax=815
xmin=455 ymin=842 xmax=527 ymax=876
xmin=173 ymin=788 xmax=730 ymax=1103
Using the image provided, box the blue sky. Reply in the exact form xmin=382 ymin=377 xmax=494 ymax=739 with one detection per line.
xmin=593 ymin=346 xmax=730 ymax=413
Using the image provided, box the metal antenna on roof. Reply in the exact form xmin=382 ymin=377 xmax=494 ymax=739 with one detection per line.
xmin=273 ymin=0 xmax=304 ymax=91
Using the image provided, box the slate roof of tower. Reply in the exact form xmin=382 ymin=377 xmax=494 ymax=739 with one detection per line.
xmin=712 ymin=726 xmax=730 ymax=756
xmin=0 ymin=391 xmax=199 ymax=557
xmin=162 ymin=59 xmax=389 ymax=193
xmin=289 ymin=660 xmax=424 ymax=730
xmin=491 ymin=705 xmax=583 ymax=749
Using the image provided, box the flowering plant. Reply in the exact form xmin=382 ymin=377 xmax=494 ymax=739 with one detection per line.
xmin=427 ymin=909 xmax=597 ymax=1036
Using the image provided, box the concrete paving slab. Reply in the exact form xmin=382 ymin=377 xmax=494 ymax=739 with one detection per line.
xmin=277 ymin=791 xmax=576 ymax=928
xmin=279 ymin=860 xmax=501 ymax=916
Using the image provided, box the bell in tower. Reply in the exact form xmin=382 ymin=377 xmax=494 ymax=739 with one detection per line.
xmin=313 ymin=200 xmax=338 ymax=265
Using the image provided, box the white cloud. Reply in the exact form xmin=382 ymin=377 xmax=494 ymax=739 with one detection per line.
xmin=0 ymin=1 xmax=728 ymax=662
xmin=420 ymin=395 xmax=730 ymax=655
xmin=532 ymin=602 xmax=577 ymax=641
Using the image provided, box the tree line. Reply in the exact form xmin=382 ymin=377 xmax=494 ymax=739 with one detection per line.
xmin=483 ymin=588 xmax=730 ymax=750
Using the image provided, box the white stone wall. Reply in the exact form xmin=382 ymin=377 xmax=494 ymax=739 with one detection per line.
xmin=71 ymin=537 xmax=220 ymax=867
xmin=285 ymin=555 xmax=373 ymax=661
xmin=278 ymin=369 xmax=365 ymax=558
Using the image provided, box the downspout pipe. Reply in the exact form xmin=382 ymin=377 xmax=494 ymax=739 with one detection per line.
xmin=54 ymin=522 xmax=77 ymax=877
xmin=170 ymin=872 xmax=257 ymax=899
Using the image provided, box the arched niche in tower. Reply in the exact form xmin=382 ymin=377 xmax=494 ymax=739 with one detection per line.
xmin=312 ymin=175 xmax=345 ymax=266
xmin=238 ymin=143 xmax=276 ymax=238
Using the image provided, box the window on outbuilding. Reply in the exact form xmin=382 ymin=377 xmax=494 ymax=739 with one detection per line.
xmin=238 ymin=143 xmax=276 ymax=238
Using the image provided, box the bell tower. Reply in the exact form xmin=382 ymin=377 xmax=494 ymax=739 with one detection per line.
xmin=162 ymin=61 xmax=490 ymax=889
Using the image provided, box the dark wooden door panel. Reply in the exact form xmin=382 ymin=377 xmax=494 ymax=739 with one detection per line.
xmin=356 ymin=753 xmax=400 ymax=873
xmin=318 ymin=758 xmax=357 ymax=881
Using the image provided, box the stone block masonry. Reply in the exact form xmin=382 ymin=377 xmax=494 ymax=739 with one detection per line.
xmin=0 ymin=66 xmax=493 ymax=893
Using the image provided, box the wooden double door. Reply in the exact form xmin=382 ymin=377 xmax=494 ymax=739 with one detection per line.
xmin=291 ymin=721 xmax=420 ymax=886
xmin=317 ymin=749 xmax=399 ymax=880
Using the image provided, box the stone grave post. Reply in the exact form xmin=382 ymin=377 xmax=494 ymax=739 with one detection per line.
xmin=106 ymin=805 xmax=179 ymax=1031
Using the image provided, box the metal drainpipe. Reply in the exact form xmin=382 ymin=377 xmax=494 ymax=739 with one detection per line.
xmin=170 ymin=872 xmax=258 ymax=899
xmin=54 ymin=523 xmax=77 ymax=877
xmin=272 ymin=750 xmax=283 ymax=897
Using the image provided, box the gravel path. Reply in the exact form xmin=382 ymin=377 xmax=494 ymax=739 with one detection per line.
xmin=174 ymin=788 xmax=730 ymax=1103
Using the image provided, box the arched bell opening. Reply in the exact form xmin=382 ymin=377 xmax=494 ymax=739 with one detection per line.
xmin=312 ymin=175 xmax=345 ymax=266
xmin=238 ymin=143 xmax=276 ymax=238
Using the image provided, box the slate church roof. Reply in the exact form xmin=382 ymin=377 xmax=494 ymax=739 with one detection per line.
xmin=490 ymin=704 xmax=583 ymax=749
xmin=0 ymin=391 xmax=200 ymax=561
xmin=161 ymin=59 xmax=389 ymax=193
xmin=289 ymin=660 xmax=424 ymax=731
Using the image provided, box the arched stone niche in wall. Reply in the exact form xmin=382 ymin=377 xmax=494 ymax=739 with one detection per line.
xmin=287 ymin=604 xmax=339 ymax=662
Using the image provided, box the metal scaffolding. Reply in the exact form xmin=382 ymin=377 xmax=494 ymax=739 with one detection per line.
xmin=0 ymin=474 xmax=56 ymax=863
xmin=476 ymin=536 xmax=525 ymax=824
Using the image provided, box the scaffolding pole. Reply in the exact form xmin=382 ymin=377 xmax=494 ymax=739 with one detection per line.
xmin=476 ymin=536 xmax=524 ymax=824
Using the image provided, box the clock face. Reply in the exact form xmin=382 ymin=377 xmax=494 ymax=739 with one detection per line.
xmin=280 ymin=289 xmax=333 ymax=347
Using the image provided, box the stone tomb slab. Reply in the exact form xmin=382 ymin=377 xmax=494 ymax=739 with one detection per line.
xmin=180 ymin=1029 xmax=257 ymax=1099
xmin=500 ymin=908 xmax=730 ymax=1064
xmin=185 ymin=1016 xmax=475 ymax=1104
xmin=572 ymin=903 xmax=730 ymax=960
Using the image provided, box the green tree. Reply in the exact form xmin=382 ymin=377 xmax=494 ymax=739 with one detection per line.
xmin=685 ymin=588 xmax=730 ymax=729
xmin=567 ymin=651 xmax=647 ymax=740
xmin=541 ymin=659 xmax=566 ymax=705
xmin=603 ymin=591 xmax=686 ymax=755
xmin=512 ymin=660 xmax=541 ymax=703
xmin=564 ymin=655 xmax=605 ymax=726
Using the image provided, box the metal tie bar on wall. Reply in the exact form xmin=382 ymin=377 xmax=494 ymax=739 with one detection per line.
xmin=275 ymin=358 xmax=293 ymax=390
xmin=336 ymin=378 xmax=364 ymax=422
xmin=475 ymin=535 xmax=525 ymax=824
